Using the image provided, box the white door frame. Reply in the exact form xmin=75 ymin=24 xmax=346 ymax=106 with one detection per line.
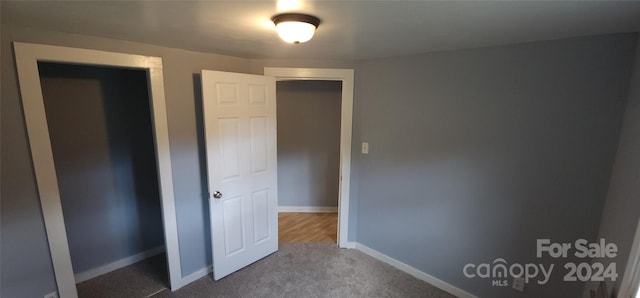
xmin=619 ymin=219 xmax=640 ymax=298
xmin=264 ymin=67 xmax=354 ymax=248
xmin=13 ymin=42 xmax=181 ymax=297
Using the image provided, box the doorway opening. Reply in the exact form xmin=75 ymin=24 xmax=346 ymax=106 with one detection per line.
xmin=276 ymin=80 xmax=342 ymax=244
xmin=265 ymin=67 xmax=355 ymax=248
xmin=14 ymin=43 xmax=181 ymax=298
xmin=38 ymin=62 xmax=168 ymax=297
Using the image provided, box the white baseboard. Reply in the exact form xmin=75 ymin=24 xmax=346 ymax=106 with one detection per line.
xmin=354 ymin=243 xmax=477 ymax=298
xmin=343 ymin=241 xmax=357 ymax=249
xmin=176 ymin=265 xmax=213 ymax=289
xmin=278 ymin=206 xmax=338 ymax=213
xmin=74 ymin=245 xmax=165 ymax=283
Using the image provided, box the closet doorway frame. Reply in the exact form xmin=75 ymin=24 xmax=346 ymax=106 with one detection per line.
xmin=14 ymin=42 xmax=181 ymax=298
xmin=264 ymin=67 xmax=354 ymax=248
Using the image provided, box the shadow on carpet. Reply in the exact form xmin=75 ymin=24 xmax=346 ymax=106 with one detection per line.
xmin=77 ymin=254 xmax=168 ymax=298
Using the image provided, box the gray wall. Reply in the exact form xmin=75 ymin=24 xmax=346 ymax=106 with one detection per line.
xmin=591 ymin=42 xmax=640 ymax=297
xmin=276 ymin=80 xmax=342 ymax=208
xmin=352 ymin=34 xmax=636 ymax=298
xmin=39 ymin=62 xmax=164 ymax=274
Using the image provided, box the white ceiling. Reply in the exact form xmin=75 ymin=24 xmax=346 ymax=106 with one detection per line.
xmin=4 ymin=1 xmax=640 ymax=60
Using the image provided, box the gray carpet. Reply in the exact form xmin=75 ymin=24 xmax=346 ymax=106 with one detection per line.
xmin=79 ymin=243 xmax=456 ymax=298
xmin=77 ymin=254 xmax=168 ymax=298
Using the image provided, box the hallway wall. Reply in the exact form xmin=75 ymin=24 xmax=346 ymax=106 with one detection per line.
xmin=276 ymin=80 xmax=342 ymax=209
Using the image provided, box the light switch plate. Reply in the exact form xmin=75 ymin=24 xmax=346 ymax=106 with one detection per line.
xmin=44 ymin=292 xmax=58 ymax=298
xmin=361 ymin=142 xmax=369 ymax=154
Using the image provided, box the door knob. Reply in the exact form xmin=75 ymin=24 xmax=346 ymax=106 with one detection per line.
xmin=213 ymin=191 xmax=223 ymax=199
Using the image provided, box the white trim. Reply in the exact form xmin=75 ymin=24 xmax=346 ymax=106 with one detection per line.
xmin=278 ymin=206 xmax=338 ymax=213
xmin=74 ymin=246 xmax=165 ymax=283
xmin=619 ymin=219 xmax=640 ymax=298
xmin=13 ymin=42 xmax=182 ymax=297
xmin=264 ymin=67 xmax=354 ymax=249
xmin=354 ymin=243 xmax=477 ymax=298
xmin=175 ymin=266 xmax=213 ymax=289
xmin=343 ymin=241 xmax=357 ymax=249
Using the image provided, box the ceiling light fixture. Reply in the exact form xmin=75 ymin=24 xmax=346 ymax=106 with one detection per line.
xmin=271 ymin=13 xmax=321 ymax=44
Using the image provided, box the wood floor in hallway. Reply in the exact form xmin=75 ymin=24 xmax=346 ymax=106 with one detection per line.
xmin=278 ymin=212 xmax=338 ymax=243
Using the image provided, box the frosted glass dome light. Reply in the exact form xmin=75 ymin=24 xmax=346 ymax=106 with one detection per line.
xmin=272 ymin=13 xmax=321 ymax=44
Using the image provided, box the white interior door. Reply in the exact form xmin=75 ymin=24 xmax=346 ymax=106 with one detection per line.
xmin=201 ymin=70 xmax=278 ymax=280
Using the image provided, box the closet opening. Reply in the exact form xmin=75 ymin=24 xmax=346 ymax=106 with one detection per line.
xmin=38 ymin=62 xmax=169 ymax=297
xmin=276 ymin=80 xmax=342 ymax=244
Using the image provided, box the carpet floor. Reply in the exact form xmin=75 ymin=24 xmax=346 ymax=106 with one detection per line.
xmin=78 ymin=242 xmax=456 ymax=298
xmin=76 ymin=254 xmax=169 ymax=298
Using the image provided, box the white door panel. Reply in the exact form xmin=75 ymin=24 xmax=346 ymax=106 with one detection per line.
xmin=202 ymin=70 xmax=278 ymax=280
